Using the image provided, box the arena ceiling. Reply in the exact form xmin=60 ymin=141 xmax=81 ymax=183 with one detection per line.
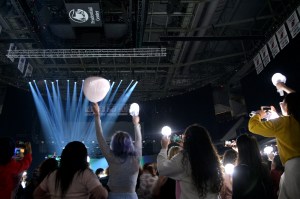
xmin=0 ymin=0 xmax=299 ymax=102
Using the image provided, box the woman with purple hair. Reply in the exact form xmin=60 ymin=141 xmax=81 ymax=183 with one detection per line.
xmin=92 ymin=103 xmax=142 ymax=199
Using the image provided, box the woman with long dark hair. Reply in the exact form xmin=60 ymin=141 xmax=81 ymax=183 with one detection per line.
xmin=92 ymin=102 xmax=142 ymax=199
xmin=232 ymin=134 xmax=273 ymax=199
xmin=248 ymin=82 xmax=300 ymax=199
xmin=157 ymin=124 xmax=223 ymax=199
xmin=33 ymin=141 xmax=108 ymax=199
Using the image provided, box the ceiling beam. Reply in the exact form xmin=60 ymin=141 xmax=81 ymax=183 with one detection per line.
xmin=34 ymin=63 xmax=174 ymax=69
xmin=160 ymin=35 xmax=265 ymax=41
xmin=0 ymin=38 xmax=36 ymax=43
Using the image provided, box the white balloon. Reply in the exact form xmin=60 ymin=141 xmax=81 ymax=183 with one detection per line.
xmin=83 ymin=77 xmax=110 ymax=103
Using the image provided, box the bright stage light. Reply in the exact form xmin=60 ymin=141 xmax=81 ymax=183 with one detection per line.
xmin=161 ymin=126 xmax=171 ymax=136
xmin=225 ymin=164 xmax=234 ymax=175
xmin=271 ymin=73 xmax=286 ymax=96
xmin=129 ymin=103 xmax=139 ymax=116
xmin=264 ymin=146 xmax=273 ymax=154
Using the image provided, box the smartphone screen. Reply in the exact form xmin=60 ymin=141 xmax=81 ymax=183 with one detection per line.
xmin=15 ymin=148 xmax=21 ymax=156
xmin=15 ymin=148 xmax=25 ymax=157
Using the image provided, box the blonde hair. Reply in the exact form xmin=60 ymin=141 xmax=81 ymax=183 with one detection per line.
xmin=168 ymin=146 xmax=181 ymax=160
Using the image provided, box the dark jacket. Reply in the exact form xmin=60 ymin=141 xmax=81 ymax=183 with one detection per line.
xmin=232 ymin=164 xmax=274 ymax=199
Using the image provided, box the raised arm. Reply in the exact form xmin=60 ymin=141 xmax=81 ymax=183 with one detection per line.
xmin=276 ymin=82 xmax=295 ymax=94
xmin=157 ymin=136 xmax=184 ymax=180
xmin=92 ymin=103 xmax=113 ymax=161
xmin=132 ymin=116 xmax=142 ymax=157
xmin=13 ymin=142 xmax=32 ymax=175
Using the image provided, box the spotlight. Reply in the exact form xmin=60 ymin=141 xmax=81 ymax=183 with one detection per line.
xmin=264 ymin=146 xmax=273 ymax=154
xmin=44 ymin=80 xmax=47 ymax=82
xmin=67 ymin=80 xmax=69 ymax=82
xmin=129 ymin=103 xmax=139 ymax=116
xmin=56 ymin=80 xmax=58 ymax=82
xmin=28 ymin=82 xmax=31 ymax=84
xmin=33 ymin=80 xmax=35 ymax=82
xmin=161 ymin=126 xmax=171 ymax=136
xmin=225 ymin=164 xmax=234 ymax=175
xmin=271 ymin=73 xmax=286 ymax=96
xmin=51 ymin=82 xmax=54 ymax=84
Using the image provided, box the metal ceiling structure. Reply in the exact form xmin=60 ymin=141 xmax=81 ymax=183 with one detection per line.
xmin=0 ymin=0 xmax=299 ymax=102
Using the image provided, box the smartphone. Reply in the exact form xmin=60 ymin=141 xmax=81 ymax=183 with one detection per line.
xmin=262 ymin=106 xmax=271 ymax=111
xmin=14 ymin=148 xmax=25 ymax=157
xmin=224 ymin=140 xmax=235 ymax=147
xmin=171 ymin=134 xmax=182 ymax=143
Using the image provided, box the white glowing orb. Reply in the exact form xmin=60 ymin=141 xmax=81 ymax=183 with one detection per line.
xmin=129 ymin=103 xmax=140 ymax=116
xmin=264 ymin=146 xmax=273 ymax=154
xmin=272 ymin=73 xmax=286 ymax=96
xmin=83 ymin=77 xmax=110 ymax=103
xmin=225 ymin=164 xmax=235 ymax=175
xmin=271 ymin=73 xmax=286 ymax=86
xmin=161 ymin=126 xmax=172 ymax=136
xmin=87 ymin=156 xmax=90 ymax=163
xmin=22 ymin=171 xmax=27 ymax=176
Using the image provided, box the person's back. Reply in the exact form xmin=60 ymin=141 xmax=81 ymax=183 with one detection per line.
xmin=108 ymin=156 xmax=140 ymax=192
xmin=92 ymin=102 xmax=142 ymax=199
xmin=233 ymin=163 xmax=273 ymax=199
xmin=24 ymin=158 xmax=58 ymax=199
xmin=33 ymin=141 xmax=107 ymax=199
xmin=157 ymin=124 xmax=223 ymax=199
xmin=232 ymin=134 xmax=274 ymax=199
xmin=38 ymin=169 xmax=104 ymax=199
xmin=248 ymin=85 xmax=300 ymax=199
xmin=0 ymin=137 xmax=32 ymax=199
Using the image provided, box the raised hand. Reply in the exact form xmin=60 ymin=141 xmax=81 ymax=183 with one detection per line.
xmin=92 ymin=103 xmax=100 ymax=116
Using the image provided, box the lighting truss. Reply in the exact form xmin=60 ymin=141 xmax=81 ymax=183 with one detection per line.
xmin=6 ymin=48 xmax=167 ymax=59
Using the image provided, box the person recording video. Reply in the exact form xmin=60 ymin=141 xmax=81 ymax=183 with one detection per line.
xmin=248 ymin=82 xmax=300 ymax=199
xmin=0 ymin=137 xmax=32 ymax=199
